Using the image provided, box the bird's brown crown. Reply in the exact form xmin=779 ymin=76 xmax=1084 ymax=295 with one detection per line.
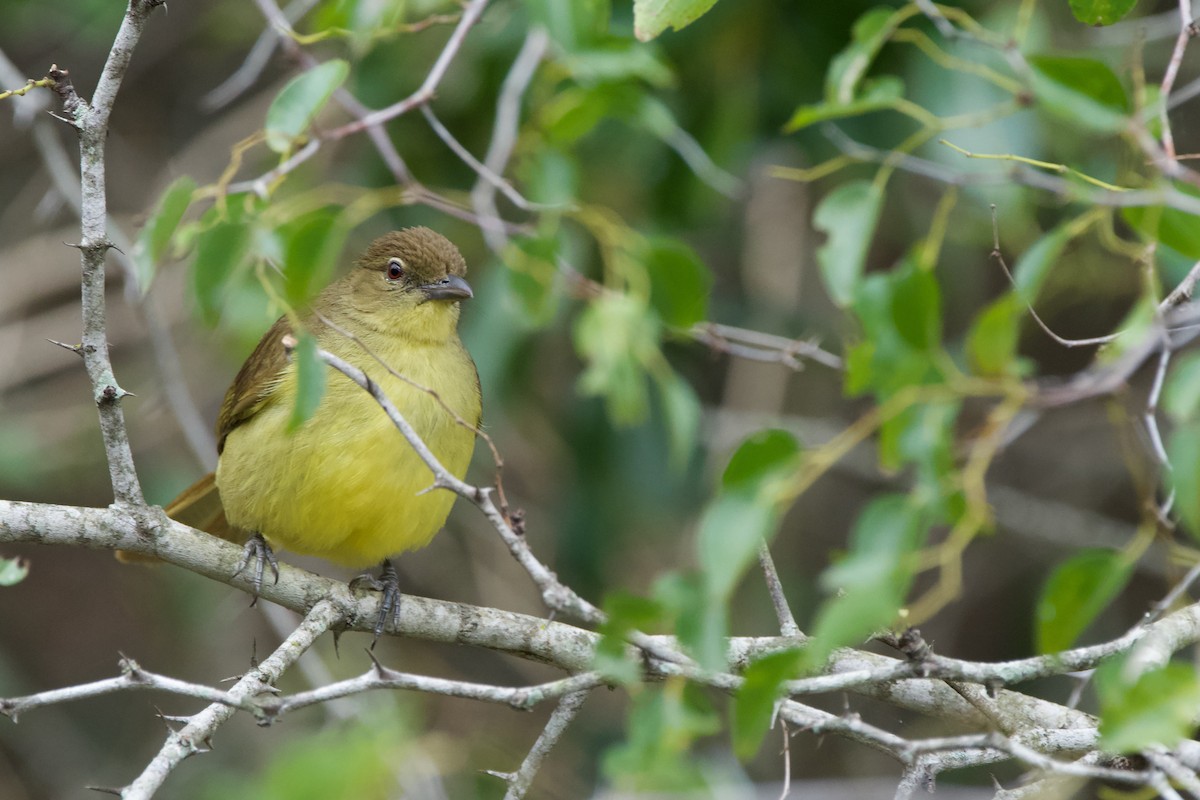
xmin=355 ymin=227 xmax=467 ymax=284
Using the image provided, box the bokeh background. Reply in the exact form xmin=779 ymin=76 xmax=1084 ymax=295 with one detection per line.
xmin=0 ymin=0 xmax=1192 ymax=797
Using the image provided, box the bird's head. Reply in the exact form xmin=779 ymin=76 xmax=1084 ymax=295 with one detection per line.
xmin=341 ymin=227 xmax=473 ymax=342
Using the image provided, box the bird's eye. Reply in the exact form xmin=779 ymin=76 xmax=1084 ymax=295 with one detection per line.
xmin=386 ymin=258 xmax=405 ymax=281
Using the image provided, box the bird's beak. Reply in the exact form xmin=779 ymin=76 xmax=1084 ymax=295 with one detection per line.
xmin=419 ymin=274 xmax=473 ymax=302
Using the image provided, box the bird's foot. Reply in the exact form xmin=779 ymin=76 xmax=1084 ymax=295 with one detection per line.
xmin=233 ymin=532 xmax=279 ymax=603
xmin=349 ymin=560 xmax=401 ymax=647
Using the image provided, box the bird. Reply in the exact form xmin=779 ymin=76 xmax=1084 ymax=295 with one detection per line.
xmin=164 ymin=227 xmax=481 ymax=636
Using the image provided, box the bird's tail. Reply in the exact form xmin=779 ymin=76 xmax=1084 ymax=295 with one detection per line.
xmin=117 ymin=472 xmax=244 ymax=563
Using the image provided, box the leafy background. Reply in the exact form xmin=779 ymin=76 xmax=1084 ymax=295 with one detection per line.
xmin=1 ymin=0 xmax=1197 ymax=797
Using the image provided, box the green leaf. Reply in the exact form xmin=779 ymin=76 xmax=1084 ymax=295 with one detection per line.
xmin=967 ymin=295 xmax=1022 ymax=377
xmin=1013 ymin=224 xmax=1072 ymax=304
xmin=1068 ymin=0 xmax=1137 ymax=26
xmin=504 ymin=236 xmax=560 ymax=328
xmin=1169 ymin=423 xmax=1200 ymax=540
xmin=722 ymin=429 xmax=802 ymax=493
xmin=265 ymin=59 xmax=349 ymax=153
xmin=814 ymin=180 xmax=884 ymax=307
xmin=786 ymin=76 xmax=904 ymax=132
xmin=132 ymin=175 xmax=196 ymax=294
xmin=1028 ymin=55 xmax=1129 ymax=134
xmin=191 ymin=220 xmax=253 ymax=326
xmin=1124 ymin=197 xmax=1200 ymax=259
xmin=565 ymin=42 xmax=674 ymax=86
xmin=524 ymin=0 xmax=609 ymax=51
xmin=1164 ymin=352 xmax=1200 ymax=423
xmin=633 ymin=0 xmax=721 ymax=41
xmin=698 ymin=493 xmax=779 ymax=603
xmin=644 ymin=237 xmax=711 ymax=328
xmin=733 ymin=648 xmax=803 ymax=759
xmin=1098 ymin=660 xmax=1200 ymax=753
xmin=654 ymin=571 xmax=713 ymax=666
xmin=574 ymin=295 xmax=660 ymax=424
xmin=287 ymin=332 xmax=327 ymax=432
xmin=603 ymin=681 xmax=719 ymax=790
xmin=280 ymin=215 xmax=344 ymax=309
xmin=890 ymin=266 xmax=941 ymax=351
xmin=826 ymin=7 xmax=900 ymax=104
xmin=594 ymin=592 xmax=667 ymax=684
xmin=804 ymin=494 xmax=927 ymax=670
xmin=1036 ymin=550 xmax=1132 ymax=654
xmin=656 ymin=371 xmax=701 ymax=469
xmin=0 ymin=556 xmax=29 ymax=586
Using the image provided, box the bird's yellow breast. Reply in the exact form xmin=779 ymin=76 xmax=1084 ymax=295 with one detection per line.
xmin=215 ymin=325 xmax=480 ymax=568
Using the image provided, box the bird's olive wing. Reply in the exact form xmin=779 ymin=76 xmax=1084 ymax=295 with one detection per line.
xmin=215 ymin=315 xmax=294 ymax=454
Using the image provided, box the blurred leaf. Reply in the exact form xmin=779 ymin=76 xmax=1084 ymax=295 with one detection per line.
xmin=814 ymin=180 xmax=884 ymax=307
xmin=1068 ymin=0 xmax=1137 ymax=26
xmin=198 ymin=711 xmax=412 ymax=800
xmin=1097 ymin=660 xmax=1200 ymax=753
xmin=1013 ymin=224 xmax=1072 ymax=303
xmin=287 ymin=332 xmax=327 ymax=433
xmin=698 ymin=493 xmax=779 ymax=605
xmin=890 ymin=266 xmax=941 ymax=351
xmin=733 ymin=648 xmax=802 ymax=759
xmin=574 ymin=294 xmax=660 ymax=424
xmin=1169 ymin=423 xmax=1200 ymax=540
xmin=879 ymin=400 xmax=958 ymax=496
xmin=1097 ymin=294 xmax=1156 ymax=365
xmin=132 ymin=175 xmax=196 ymax=294
xmin=523 ymin=147 xmax=579 ymax=205
xmin=0 ymin=556 xmax=29 ymax=587
xmin=1164 ymin=352 xmax=1200 ymax=422
xmin=722 ymin=429 xmax=802 ymax=492
xmin=1124 ymin=196 xmax=1200 ymax=259
xmin=654 ymin=571 xmax=712 ymax=665
xmin=265 ymin=59 xmax=349 ymax=153
xmin=1028 ymin=55 xmax=1128 ymax=134
xmin=805 ymin=494 xmax=927 ymax=670
xmin=786 ymin=76 xmax=904 ymax=132
xmin=603 ymin=681 xmax=720 ymax=790
xmin=633 ymin=0 xmax=721 ymax=41
xmin=656 ymin=371 xmax=701 ymax=468
xmin=542 ymin=85 xmax=625 ymax=144
xmin=280 ymin=214 xmax=344 ymax=308
xmin=595 ymin=592 xmax=667 ymax=684
xmin=849 ymin=265 xmax=945 ymax=398
xmin=826 ymin=7 xmax=899 ymax=103
xmin=644 ymin=237 xmax=711 ymax=328
xmin=967 ymin=295 xmax=1021 ymax=377
xmin=686 ymin=430 xmax=800 ymax=668
xmin=1036 ymin=549 xmax=1132 ymax=653
xmin=526 ymin=0 xmax=609 ymax=50
xmin=566 ymin=42 xmax=674 ymax=86
xmin=505 ymin=236 xmax=560 ymax=327
xmin=191 ymin=219 xmax=253 ymax=326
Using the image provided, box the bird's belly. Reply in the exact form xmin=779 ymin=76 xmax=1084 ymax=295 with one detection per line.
xmin=216 ymin=373 xmax=475 ymax=568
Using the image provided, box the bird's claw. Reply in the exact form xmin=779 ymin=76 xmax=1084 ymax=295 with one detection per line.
xmin=234 ymin=533 xmax=279 ymax=603
xmin=350 ymin=560 xmax=402 ymax=647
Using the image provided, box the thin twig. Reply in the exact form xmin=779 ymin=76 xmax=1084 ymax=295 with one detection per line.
xmin=758 ymin=541 xmax=801 ymax=637
xmin=692 ymin=322 xmax=844 ymax=371
xmin=325 ymin=0 xmax=492 ymax=138
xmin=1159 ymin=0 xmax=1197 ymax=164
xmin=498 ymin=690 xmax=590 ymax=800
xmin=123 ymin=599 xmax=342 ymax=798
xmin=472 ymin=26 xmax=549 ymax=252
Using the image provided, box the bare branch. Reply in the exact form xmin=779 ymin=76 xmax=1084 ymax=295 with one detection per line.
xmin=497 ymin=690 xmax=590 ymax=800
xmin=124 ymin=599 xmax=341 ymax=798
